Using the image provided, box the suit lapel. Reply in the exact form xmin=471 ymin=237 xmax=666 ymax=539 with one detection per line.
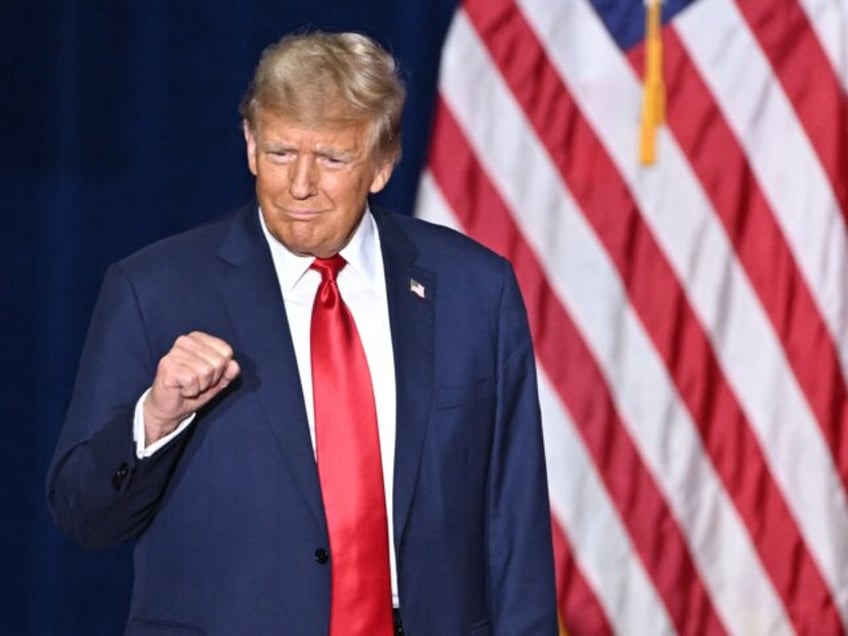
xmin=214 ymin=204 xmax=327 ymax=536
xmin=375 ymin=210 xmax=436 ymax=545
xmin=210 ymin=205 xmax=434 ymax=543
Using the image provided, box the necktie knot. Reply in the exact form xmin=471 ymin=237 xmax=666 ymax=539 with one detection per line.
xmin=311 ymin=255 xmax=346 ymax=282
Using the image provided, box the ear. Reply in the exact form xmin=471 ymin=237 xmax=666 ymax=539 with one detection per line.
xmin=368 ymin=160 xmax=395 ymax=194
xmin=243 ymin=120 xmax=258 ymax=176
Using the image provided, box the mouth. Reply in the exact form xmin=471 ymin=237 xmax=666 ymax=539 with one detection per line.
xmin=283 ymin=208 xmax=324 ymax=220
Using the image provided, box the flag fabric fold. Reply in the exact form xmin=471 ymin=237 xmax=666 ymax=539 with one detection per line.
xmin=416 ymin=1 xmax=848 ymax=633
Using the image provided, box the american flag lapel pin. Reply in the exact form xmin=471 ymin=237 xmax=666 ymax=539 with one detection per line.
xmin=409 ymin=278 xmax=426 ymax=299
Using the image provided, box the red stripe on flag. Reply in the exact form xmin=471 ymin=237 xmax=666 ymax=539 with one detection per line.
xmin=658 ymin=7 xmax=848 ymax=494
xmin=736 ymin=0 xmax=848 ymax=218
xmin=550 ymin=516 xmax=613 ymax=636
xmin=628 ymin=29 xmax=846 ymax=632
xmin=462 ymin=0 xmax=842 ymax=632
xmin=428 ymin=95 xmax=728 ymax=635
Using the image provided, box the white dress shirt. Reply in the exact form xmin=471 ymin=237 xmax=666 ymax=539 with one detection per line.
xmin=133 ymin=206 xmax=400 ymax=605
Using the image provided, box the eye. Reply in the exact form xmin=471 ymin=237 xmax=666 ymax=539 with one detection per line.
xmin=318 ymin=153 xmax=349 ymax=168
xmin=267 ymin=150 xmax=294 ymax=163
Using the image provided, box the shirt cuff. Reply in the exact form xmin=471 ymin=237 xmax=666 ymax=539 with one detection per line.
xmin=133 ymin=388 xmax=196 ymax=459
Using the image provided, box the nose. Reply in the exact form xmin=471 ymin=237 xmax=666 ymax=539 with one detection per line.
xmin=288 ymin=154 xmax=318 ymax=199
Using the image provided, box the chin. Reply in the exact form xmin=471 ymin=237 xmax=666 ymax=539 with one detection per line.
xmin=281 ymin=236 xmax=334 ymax=259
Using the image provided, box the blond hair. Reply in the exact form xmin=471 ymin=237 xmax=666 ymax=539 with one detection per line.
xmin=240 ymin=31 xmax=406 ymax=163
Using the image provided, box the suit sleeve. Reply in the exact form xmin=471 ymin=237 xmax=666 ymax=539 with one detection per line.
xmin=487 ymin=261 xmax=558 ymax=634
xmin=46 ymin=264 xmax=190 ymax=550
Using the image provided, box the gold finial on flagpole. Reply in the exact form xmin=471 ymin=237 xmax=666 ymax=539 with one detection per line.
xmin=639 ymin=0 xmax=665 ymax=165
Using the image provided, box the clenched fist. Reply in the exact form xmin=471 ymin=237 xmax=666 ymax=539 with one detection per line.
xmin=143 ymin=331 xmax=241 ymax=446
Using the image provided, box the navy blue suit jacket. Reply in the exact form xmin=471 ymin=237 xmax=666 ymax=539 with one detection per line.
xmin=47 ymin=202 xmax=557 ymax=635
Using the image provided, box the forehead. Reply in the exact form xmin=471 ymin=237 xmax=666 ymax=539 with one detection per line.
xmin=254 ymin=109 xmax=373 ymax=150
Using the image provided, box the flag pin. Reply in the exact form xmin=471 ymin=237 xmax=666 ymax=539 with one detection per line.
xmin=409 ymin=278 xmax=426 ymax=299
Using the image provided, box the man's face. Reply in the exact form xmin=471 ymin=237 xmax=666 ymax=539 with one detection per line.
xmin=244 ymin=109 xmax=394 ymax=258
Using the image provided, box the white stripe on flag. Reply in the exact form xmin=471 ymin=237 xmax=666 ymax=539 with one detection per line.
xmin=518 ymin=0 xmax=848 ymax=624
xmin=415 ymin=171 xmax=462 ymax=232
xmin=797 ymin=0 xmax=848 ymax=92
xmin=440 ymin=10 xmax=792 ymax=633
xmin=676 ymin=0 xmax=848 ymax=368
xmin=537 ymin=368 xmax=674 ymax=636
xmin=420 ymin=0 xmax=848 ymax=631
xmin=420 ymin=169 xmax=680 ymax=632
xmin=418 ymin=131 xmax=677 ymax=636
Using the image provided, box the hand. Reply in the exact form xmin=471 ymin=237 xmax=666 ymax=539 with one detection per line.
xmin=143 ymin=332 xmax=241 ymax=446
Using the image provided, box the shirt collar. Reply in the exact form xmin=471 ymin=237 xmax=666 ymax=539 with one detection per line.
xmin=258 ymin=205 xmax=382 ymax=295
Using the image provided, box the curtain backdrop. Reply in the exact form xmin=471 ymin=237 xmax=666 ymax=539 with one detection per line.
xmin=0 ymin=2 xmax=458 ymax=633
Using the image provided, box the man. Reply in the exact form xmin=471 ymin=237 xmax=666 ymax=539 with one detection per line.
xmin=47 ymin=31 xmax=557 ymax=635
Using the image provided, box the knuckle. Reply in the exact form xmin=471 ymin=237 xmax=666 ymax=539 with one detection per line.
xmin=209 ymin=336 xmax=233 ymax=359
xmin=174 ymin=334 xmax=192 ymax=348
xmin=200 ymin=362 xmax=216 ymax=382
xmin=156 ymin=355 xmax=175 ymax=376
xmin=177 ymin=370 xmax=200 ymax=389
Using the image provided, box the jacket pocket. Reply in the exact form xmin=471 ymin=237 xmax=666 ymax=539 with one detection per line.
xmin=126 ymin=616 xmax=204 ymax=635
xmin=470 ymin=618 xmax=492 ymax=635
xmin=435 ymin=377 xmax=492 ymax=409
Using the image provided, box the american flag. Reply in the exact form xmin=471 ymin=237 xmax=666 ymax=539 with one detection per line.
xmin=415 ymin=0 xmax=848 ymax=634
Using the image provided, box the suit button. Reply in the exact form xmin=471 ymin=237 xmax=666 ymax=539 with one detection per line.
xmin=314 ymin=548 xmax=329 ymax=564
xmin=111 ymin=462 xmax=130 ymax=491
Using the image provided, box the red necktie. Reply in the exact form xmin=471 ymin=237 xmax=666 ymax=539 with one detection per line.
xmin=310 ymin=255 xmax=394 ymax=636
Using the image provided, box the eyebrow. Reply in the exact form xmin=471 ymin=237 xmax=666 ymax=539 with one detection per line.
xmin=260 ymin=141 xmax=296 ymax=153
xmin=315 ymin=147 xmax=358 ymax=161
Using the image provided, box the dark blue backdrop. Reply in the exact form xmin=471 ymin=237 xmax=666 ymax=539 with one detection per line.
xmin=1 ymin=2 xmax=459 ymax=633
